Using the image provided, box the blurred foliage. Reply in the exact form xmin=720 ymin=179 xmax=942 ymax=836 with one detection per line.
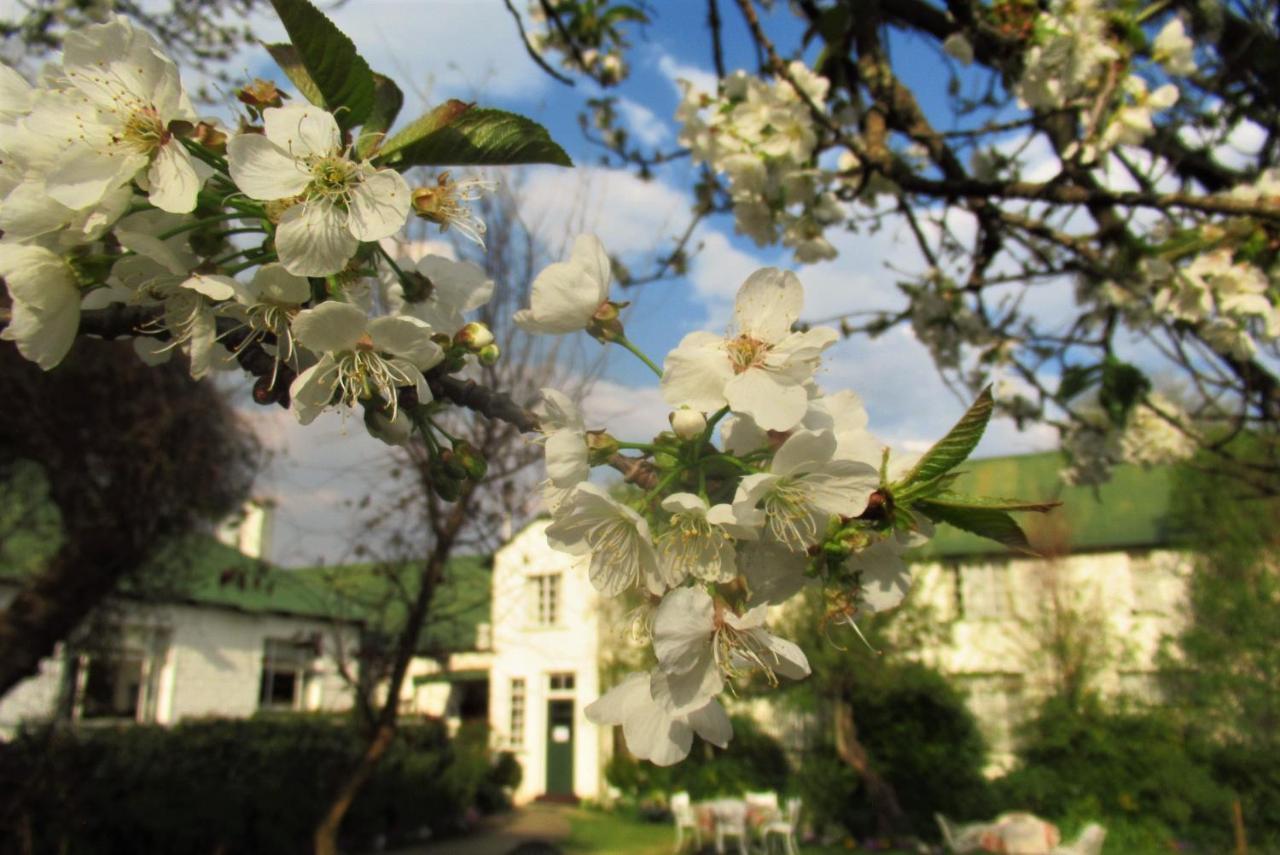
xmin=0 ymin=715 xmax=517 ymax=854
xmin=605 ymin=714 xmax=790 ymax=805
xmin=993 ymin=696 xmax=1233 ymax=850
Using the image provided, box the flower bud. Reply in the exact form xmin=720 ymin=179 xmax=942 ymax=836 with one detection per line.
xmin=364 ymin=408 xmax=414 ymax=447
xmin=669 ymin=408 xmax=706 ymax=440
xmin=453 ymin=441 xmax=488 ymax=480
xmin=477 ymin=344 xmax=501 ymax=366
xmin=455 ymin=322 xmax=494 ymax=351
xmin=237 ymin=78 xmax=287 ymax=113
xmin=585 ymin=430 xmax=621 ymax=466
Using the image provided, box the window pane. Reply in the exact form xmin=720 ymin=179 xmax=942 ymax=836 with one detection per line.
xmin=81 ymin=655 xmax=144 ymax=720
xmin=510 ymin=678 xmax=525 ymax=748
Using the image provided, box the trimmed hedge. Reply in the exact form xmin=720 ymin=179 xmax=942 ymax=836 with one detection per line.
xmin=0 ymin=715 xmax=518 ymax=855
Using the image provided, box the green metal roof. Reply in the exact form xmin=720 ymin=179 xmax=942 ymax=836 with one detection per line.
xmin=908 ymin=451 xmax=1175 ymax=561
xmin=289 ymin=554 xmax=492 ymax=655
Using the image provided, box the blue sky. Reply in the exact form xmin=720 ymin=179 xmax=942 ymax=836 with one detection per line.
xmin=231 ymin=0 xmax=1059 ymax=564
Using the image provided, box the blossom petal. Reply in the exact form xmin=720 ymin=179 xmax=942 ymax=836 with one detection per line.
xmin=653 ymin=587 xmax=714 ymax=675
xmin=584 ymin=672 xmax=649 ymax=726
xmin=545 ymin=429 xmax=589 ymax=487
xmin=275 ymin=201 xmax=359 ymax=277
xmin=252 ymin=263 xmax=311 ymax=305
xmin=292 ymin=301 xmax=368 ymax=354
xmin=661 ymin=332 xmax=732 ymax=412
xmin=725 ymin=369 xmax=807 ymax=431
xmin=687 ymin=699 xmax=733 ymax=748
xmin=515 ymin=259 xmax=602 ymax=334
xmin=734 ymin=267 xmax=803 ymax=343
xmin=369 ymin=315 xmax=441 ymax=368
xmin=771 ymin=429 xmax=836 ymax=477
xmin=623 ymin=707 xmax=691 ymax=766
xmin=263 ymin=105 xmax=340 ymax=159
xmin=348 ymin=168 xmax=410 ymax=241
xmin=146 ymin=142 xmax=204 ymax=213
xmin=227 ymin=133 xmax=311 ymax=200
xmin=289 ymin=356 xmax=339 ymax=424
xmin=569 ymin=234 xmax=611 ymax=304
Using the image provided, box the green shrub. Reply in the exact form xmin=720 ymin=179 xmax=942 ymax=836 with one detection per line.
xmin=0 ymin=715 xmax=514 ymax=855
xmin=992 ymin=697 xmax=1232 ymax=850
xmin=798 ymin=663 xmax=993 ymax=840
xmin=605 ymin=714 xmax=790 ymax=803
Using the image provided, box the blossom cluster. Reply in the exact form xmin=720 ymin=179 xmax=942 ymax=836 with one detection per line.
xmin=1013 ymin=2 xmax=1191 ymax=163
xmin=0 ymin=17 xmax=499 ymax=451
xmin=676 ymin=62 xmax=845 ymax=264
xmin=517 ymin=241 xmax=936 ymax=763
xmin=1062 ymin=393 xmax=1197 ymax=486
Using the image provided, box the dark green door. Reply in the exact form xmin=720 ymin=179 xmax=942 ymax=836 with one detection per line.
xmin=545 ymin=699 xmax=575 ymax=796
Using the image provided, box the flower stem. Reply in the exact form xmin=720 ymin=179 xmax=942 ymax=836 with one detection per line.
xmin=614 ymin=334 xmax=663 ymax=379
xmin=157 ymin=212 xmax=251 ymax=241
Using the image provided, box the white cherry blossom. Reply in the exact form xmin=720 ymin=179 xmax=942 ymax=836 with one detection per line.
xmin=732 ymin=429 xmax=879 ymax=551
xmin=23 ymin=16 xmax=208 ymax=214
xmin=0 ymin=244 xmax=82 ymax=369
xmin=384 ymin=254 xmax=493 ymax=334
xmin=584 ymin=671 xmax=731 ymax=767
xmin=227 ymin=105 xmax=410 ymax=276
xmin=514 ymin=234 xmax=612 ymax=335
xmin=289 ymin=301 xmax=443 ymax=424
xmin=656 ymin=492 xmax=760 ymax=586
xmin=544 ymin=481 xmax=662 ymax=596
xmin=662 ymin=268 xmax=837 ymax=431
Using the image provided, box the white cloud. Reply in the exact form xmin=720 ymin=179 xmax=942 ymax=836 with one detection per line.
xmin=517 ymin=165 xmax=692 ymax=257
xmin=654 ymin=49 xmax=718 ymax=98
xmin=247 ymin=0 xmax=549 ymax=107
xmin=617 ymin=97 xmax=670 ymax=146
xmin=580 ymin=378 xmax=670 ymax=441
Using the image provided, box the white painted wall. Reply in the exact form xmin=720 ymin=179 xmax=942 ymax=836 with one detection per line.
xmin=489 ymin=520 xmax=604 ymax=804
xmin=0 ymin=584 xmax=359 ymax=735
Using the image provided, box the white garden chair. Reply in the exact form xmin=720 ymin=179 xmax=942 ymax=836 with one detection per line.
xmin=671 ymin=791 xmax=701 ymax=853
xmin=761 ymin=796 xmax=802 ymax=855
xmin=745 ymin=791 xmax=780 ymax=848
xmin=935 ymin=812 xmax=989 ymax=853
xmin=712 ymin=799 xmax=750 ymax=855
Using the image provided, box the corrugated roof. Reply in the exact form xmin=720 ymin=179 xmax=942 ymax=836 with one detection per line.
xmin=908 ymin=451 xmax=1175 ymax=560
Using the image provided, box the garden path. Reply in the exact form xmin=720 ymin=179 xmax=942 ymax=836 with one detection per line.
xmin=382 ymin=803 xmax=572 ymax=855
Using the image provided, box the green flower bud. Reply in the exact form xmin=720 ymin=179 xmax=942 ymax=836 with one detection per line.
xmin=477 ymin=344 xmax=501 ymax=366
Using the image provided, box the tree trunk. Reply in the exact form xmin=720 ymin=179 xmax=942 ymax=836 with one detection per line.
xmin=833 ymin=695 xmax=910 ymax=838
xmin=312 ymin=489 xmax=474 ymax=855
xmin=0 ymin=522 xmax=145 ymax=699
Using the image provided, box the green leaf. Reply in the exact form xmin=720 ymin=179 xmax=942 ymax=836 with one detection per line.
xmin=1099 ymin=358 xmax=1150 ymax=427
xmin=919 ymin=492 xmax=1061 ymax=514
xmin=378 ymin=99 xmax=474 ymax=163
xmin=916 ymin=500 xmax=1038 ymax=555
xmin=1057 ymin=364 xmax=1098 ymax=403
xmin=263 ymin=43 xmax=324 ymax=108
xmin=895 ymin=387 xmax=994 ymax=493
xmin=383 ymin=108 xmax=573 ymax=169
xmin=268 ymin=0 xmax=375 ymax=130
xmin=355 ymin=74 xmax=404 ymax=159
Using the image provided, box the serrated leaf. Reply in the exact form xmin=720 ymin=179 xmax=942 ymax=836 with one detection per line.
xmin=355 ymin=73 xmax=404 ymax=159
xmin=920 ymin=493 xmax=1061 ymax=514
xmin=268 ymin=0 xmax=375 ymax=130
xmin=263 ymin=43 xmax=324 ymax=107
xmin=378 ymin=99 xmax=473 ymax=163
xmin=896 ymin=387 xmax=994 ymax=492
xmin=384 ymin=108 xmax=573 ymax=169
xmin=916 ymin=500 xmax=1038 ymax=555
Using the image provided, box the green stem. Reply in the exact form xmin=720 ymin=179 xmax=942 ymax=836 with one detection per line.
xmin=613 ymin=334 xmax=663 ymax=379
xmin=615 ymin=441 xmax=656 ymax=452
xmin=225 ymin=253 xmax=277 ymax=275
xmin=375 ymin=242 xmax=411 ymax=287
xmin=179 ymin=136 xmax=229 ymax=175
xmin=427 ymin=416 xmax=462 ymax=445
xmin=211 ymin=246 xmax=269 ymax=268
xmin=157 ymin=212 xmax=250 ymax=241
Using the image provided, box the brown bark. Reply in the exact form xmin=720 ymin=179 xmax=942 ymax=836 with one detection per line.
xmin=833 ymin=696 xmax=909 ymax=838
xmin=312 ymin=488 xmax=475 ymax=855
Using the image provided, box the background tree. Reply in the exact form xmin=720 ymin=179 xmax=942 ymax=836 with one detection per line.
xmin=0 ymin=337 xmax=259 ymax=699
xmin=513 ymin=0 xmax=1280 ymax=490
xmin=309 ymin=184 xmax=598 ymax=855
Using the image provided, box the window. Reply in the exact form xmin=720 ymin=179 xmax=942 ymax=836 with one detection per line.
xmin=549 ymin=672 xmax=575 ymax=691
xmin=529 ymin=573 xmax=561 ymax=626
xmin=67 ymin=628 xmax=169 ymax=723
xmin=259 ymin=639 xmax=316 ymax=710
xmin=509 ymin=678 xmax=525 ymax=749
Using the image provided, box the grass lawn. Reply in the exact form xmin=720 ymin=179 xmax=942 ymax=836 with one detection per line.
xmin=561 ymin=808 xmax=913 ymax=854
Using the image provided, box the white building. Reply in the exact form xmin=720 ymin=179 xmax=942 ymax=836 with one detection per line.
xmin=439 ymin=452 xmax=1191 ymax=799
xmin=0 ymin=510 xmax=363 ymax=735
